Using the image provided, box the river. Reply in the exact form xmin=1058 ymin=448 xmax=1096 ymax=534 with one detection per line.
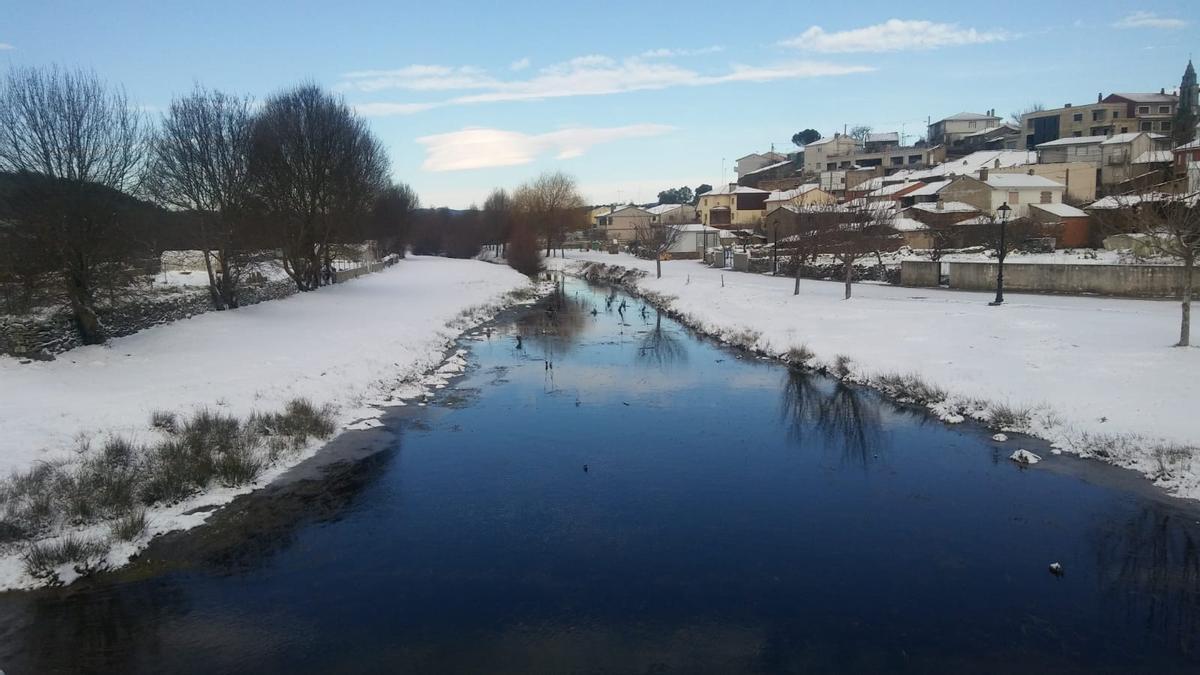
xmin=1 ymin=276 xmax=1198 ymax=674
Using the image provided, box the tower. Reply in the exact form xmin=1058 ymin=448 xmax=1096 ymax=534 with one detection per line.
xmin=1174 ymin=59 xmax=1198 ymax=145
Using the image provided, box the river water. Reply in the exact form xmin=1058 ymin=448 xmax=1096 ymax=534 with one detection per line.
xmin=1 ymin=277 xmax=1198 ymax=674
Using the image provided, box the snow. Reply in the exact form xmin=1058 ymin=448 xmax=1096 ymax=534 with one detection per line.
xmin=553 ymin=252 xmax=1200 ymax=499
xmin=1010 ymin=449 xmax=1042 ymax=465
xmin=992 ymin=434 xmax=1009 ymax=442
xmin=0 ymin=256 xmax=532 ymax=588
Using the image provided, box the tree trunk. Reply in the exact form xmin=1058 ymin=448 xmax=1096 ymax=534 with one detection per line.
xmin=1180 ymin=255 xmax=1193 ymax=347
xmin=65 ymin=274 xmax=105 ymax=345
xmin=793 ymin=255 xmax=801 ymax=296
xmin=202 ymin=250 xmax=225 ymax=310
xmin=844 ymin=257 xmax=853 ymax=300
xmin=656 ymin=256 xmax=662 ymax=279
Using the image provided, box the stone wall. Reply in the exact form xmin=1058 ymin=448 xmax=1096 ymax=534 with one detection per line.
xmin=900 ymin=259 xmax=1188 ymax=298
xmin=948 ymin=262 xmax=1186 ymax=298
xmin=0 ymin=279 xmax=300 ymax=359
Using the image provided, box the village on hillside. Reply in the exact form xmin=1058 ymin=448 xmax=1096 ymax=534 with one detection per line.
xmin=585 ymin=59 xmax=1200 ymax=303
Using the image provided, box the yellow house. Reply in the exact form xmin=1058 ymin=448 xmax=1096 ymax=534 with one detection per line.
xmin=764 ymin=184 xmax=837 ymax=212
xmin=697 ymin=183 xmax=769 ymax=229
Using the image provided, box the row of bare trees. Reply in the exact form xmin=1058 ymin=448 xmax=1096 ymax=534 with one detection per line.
xmin=392 ymin=171 xmax=587 ymax=278
xmin=0 ymin=66 xmax=417 ymax=344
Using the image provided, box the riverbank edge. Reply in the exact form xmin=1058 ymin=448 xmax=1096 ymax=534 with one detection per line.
xmin=0 ymin=276 xmax=552 ymax=592
xmin=556 ymin=259 xmax=1199 ymax=503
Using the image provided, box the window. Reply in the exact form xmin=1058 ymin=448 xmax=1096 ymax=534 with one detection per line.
xmin=890 ymin=156 xmax=904 ymax=166
xmin=1092 ymin=110 xmax=1104 ymax=121
xmin=1112 ymin=110 xmax=1120 ymax=119
xmin=1040 ymin=191 xmax=1052 ymax=204
xmin=1140 ymin=121 xmax=1152 ymax=131
xmin=1072 ymin=131 xmax=1083 ymax=137
xmin=1072 ymin=112 xmax=1083 ymax=122
xmin=827 ymin=162 xmax=836 ymax=170
xmin=908 ymin=155 xmax=922 ymax=164
xmin=969 ymin=121 xmax=977 ymax=128
xmin=1138 ymin=106 xmax=1150 ymax=114
xmin=1120 ymin=126 xmax=1129 ymax=133
xmin=1161 ymin=120 xmax=1172 ymax=131
xmin=1008 ymin=191 xmax=1020 ymax=205
xmin=1159 ymin=106 xmax=1170 ymax=114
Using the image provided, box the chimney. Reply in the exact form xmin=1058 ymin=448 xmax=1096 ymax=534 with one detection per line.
xmin=1161 ymin=87 xmax=1166 ymax=95
xmin=1028 ymin=168 xmax=1035 ymax=175
xmin=980 ymin=167 xmax=989 ymax=181
xmin=936 ymin=199 xmax=945 ymax=211
xmin=1064 ymin=103 xmax=1072 ymax=108
xmin=993 ymin=158 xmax=1000 ymax=168
xmin=1098 ymin=92 xmax=1102 ymax=103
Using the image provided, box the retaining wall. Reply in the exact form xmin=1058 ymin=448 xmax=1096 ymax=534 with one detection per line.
xmin=900 ymin=260 xmax=1187 ymax=298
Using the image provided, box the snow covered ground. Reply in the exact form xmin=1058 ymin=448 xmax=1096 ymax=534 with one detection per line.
xmin=0 ymin=256 xmax=532 ymax=588
xmin=552 ymin=252 xmax=1200 ymax=499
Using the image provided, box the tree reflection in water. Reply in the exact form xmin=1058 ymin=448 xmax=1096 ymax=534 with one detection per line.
xmin=513 ymin=279 xmax=590 ymax=359
xmin=636 ymin=310 xmax=688 ymax=367
xmin=1094 ymin=505 xmax=1200 ymax=656
xmin=780 ymin=369 xmax=882 ymax=467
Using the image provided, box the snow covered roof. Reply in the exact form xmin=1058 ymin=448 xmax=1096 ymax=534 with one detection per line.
xmin=891 ymin=216 xmax=929 ymax=232
xmin=903 ymin=181 xmax=950 ymax=197
xmin=742 ymin=159 xmax=794 ymax=176
xmin=959 ymin=123 xmax=1019 ymax=138
xmin=675 ymin=223 xmax=722 ymax=233
xmin=609 ymin=205 xmax=652 ymax=216
xmin=866 ymin=132 xmax=899 ymax=144
xmin=984 ymin=173 xmax=1065 ymax=189
xmin=909 ymin=201 xmax=979 ymax=214
xmin=1176 ymin=139 xmax=1200 ymax=151
xmin=701 ymin=184 xmax=770 ymax=196
xmin=1098 ymin=132 xmax=1164 ymax=145
xmin=1086 ymin=193 xmax=1172 ymax=209
xmin=645 ymin=203 xmax=687 ymax=215
xmin=899 ymin=150 xmax=1037 ymax=181
xmin=1133 ymin=150 xmax=1173 ymax=164
xmin=1030 ymin=202 xmax=1088 ymax=218
xmin=766 ymin=184 xmax=821 ymax=202
xmin=867 ymin=181 xmax=924 ymax=198
xmin=939 ymin=111 xmax=1002 ymax=122
xmin=1037 ymin=135 xmax=1107 ymax=148
xmin=1108 ymin=92 xmax=1177 ymax=103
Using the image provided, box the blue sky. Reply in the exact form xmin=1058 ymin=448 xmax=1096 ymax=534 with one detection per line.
xmin=3 ymin=1 xmax=1197 ymax=207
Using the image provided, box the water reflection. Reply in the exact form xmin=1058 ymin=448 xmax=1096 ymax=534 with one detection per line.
xmin=513 ymin=280 xmax=589 ymax=358
xmin=1095 ymin=505 xmax=1200 ymax=655
xmin=780 ymin=370 xmax=882 ymax=466
xmin=0 ymin=436 xmax=399 ymax=673
xmin=636 ymin=310 xmax=688 ymax=367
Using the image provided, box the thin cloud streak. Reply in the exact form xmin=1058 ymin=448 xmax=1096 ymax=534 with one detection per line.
xmin=415 ymin=123 xmax=676 ymax=172
xmin=780 ymin=19 xmax=1012 ymax=53
xmin=640 ymin=45 xmax=725 ymax=58
xmin=347 ymin=54 xmax=873 ymax=116
xmin=0 ymin=43 xmax=14 ymax=50
xmin=1113 ymin=12 xmax=1188 ymax=30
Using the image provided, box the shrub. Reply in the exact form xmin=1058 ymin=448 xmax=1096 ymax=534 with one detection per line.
xmin=786 ymin=345 xmax=815 ymax=368
xmin=987 ymin=403 xmax=1032 ymax=431
xmin=110 ymin=508 xmax=147 ymax=542
xmin=150 ymin=410 xmax=178 ymax=433
xmin=506 ymin=221 xmax=542 ymax=276
xmin=23 ymin=536 xmax=109 ymax=579
xmin=833 ymin=354 xmax=853 ymax=379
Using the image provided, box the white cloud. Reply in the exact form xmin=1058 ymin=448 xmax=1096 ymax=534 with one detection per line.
xmin=780 ymin=19 xmax=1011 ymax=53
xmin=341 ymin=65 xmax=498 ymax=92
xmin=509 ymin=57 xmax=531 ymax=71
xmin=415 ymin=123 xmax=675 ymax=172
xmin=639 ymin=45 xmax=724 ymax=58
xmin=0 ymin=43 xmax=14 ymax=50
xmin=348 ymin=54 xmax=872 ymax=116
xmin=1113 ymin=11 xmax=1187 ymax=30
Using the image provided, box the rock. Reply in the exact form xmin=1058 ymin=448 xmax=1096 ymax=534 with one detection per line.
xmin=1049 ymin=562 xmax=1064 ymax=576
xmin=1009 ymin=449 xmax=1042 ymax=465
xmin=992 ymin=433 xmax=1008 ymax=442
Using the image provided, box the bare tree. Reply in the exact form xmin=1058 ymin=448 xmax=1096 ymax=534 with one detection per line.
xmin=634 ymin=220 xmax=685 ymax=278
xmin=143 ymin=86 xmax=254 ymax=310
xmin=1128 ymin=194 xmax=1200 ymax=346
xmin=248 ymin=85 xmax=389 ymax=291
xmin=482 ymin=188 xmax=513 ymax=257
xmin=822 ymin=203 xmax=898 ymax=299
xmin=1009 ymin=102 xmax=1045 ymax=127
xmin=512 ymin=171 xmax=587 ymax=257
xmin=0 ymin=65 xmax=146 ymax=343
xmin=368 ymin=182 xmax=418 ymax=257
xmin=848 ymin=125 xmax=873 ymax=145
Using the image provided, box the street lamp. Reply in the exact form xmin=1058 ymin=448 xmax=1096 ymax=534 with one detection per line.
xmin=989 ymin=201 xmax=1012 ymax=306
xmin=771 ymin=222 xmax=778 ymax=275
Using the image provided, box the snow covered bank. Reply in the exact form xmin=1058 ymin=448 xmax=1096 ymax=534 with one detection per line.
xmin=552 ymin=252 xmax=1200 ymax=500
xmin=0 ymin=256 xmax=533 ymax=589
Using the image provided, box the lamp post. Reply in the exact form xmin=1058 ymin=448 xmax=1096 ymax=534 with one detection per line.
xmin=989 ymin=201 xmax=1012 ymax=306
xmin=771 ymin=222 xmax=778 ymax=275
